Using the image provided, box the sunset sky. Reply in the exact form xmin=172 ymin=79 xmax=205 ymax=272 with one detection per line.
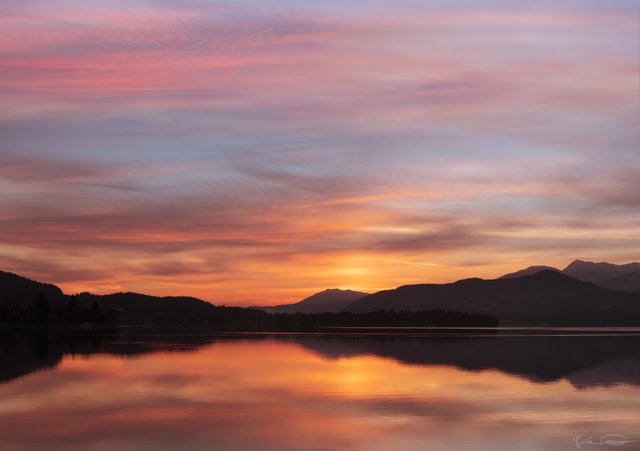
xmin=1 ymin=0 xmax=639 ymax=305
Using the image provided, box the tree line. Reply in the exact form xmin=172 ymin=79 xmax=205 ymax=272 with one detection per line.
xmin=268 ymin=309 xmax=499 ymax=331
xmin=0 ymin=294 xmax=119 ymax=325
xmin=0 ymin=292 xmax=498 ymax=329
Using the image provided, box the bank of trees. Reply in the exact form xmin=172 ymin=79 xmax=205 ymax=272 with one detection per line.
xmin=0 ymin=294 xmax=119 ymax=325
xmin=1 ymin=292 xmax=497 ymax=330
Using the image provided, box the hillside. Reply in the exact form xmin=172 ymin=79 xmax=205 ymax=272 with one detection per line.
xmin=0 ymin=271 xmax=65 ymax=305
xmin=1 ymin=271 xmax=491 ymax=329
xmin=343 ymin=271 xmax=640 ymax=326
xmin=499 ymin=260 xmax=640 ymax=292
xmin=255 ymin=289 xmax=368 ymax=313
xmin=598 ymin=271 xmax=640 ymax=293
xmin=74 ymin=292 xmax=267 ymax=326
xmin=563 ymin=260 xmax=640 ymax=285
xmin=0 ymin=271 xmax=268 ymax=327
xmin=499 ymin=266 xmax=560 ymax=279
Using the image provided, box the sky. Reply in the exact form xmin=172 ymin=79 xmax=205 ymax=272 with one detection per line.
xmin=1 ymin=0 xmax=639 ymax=305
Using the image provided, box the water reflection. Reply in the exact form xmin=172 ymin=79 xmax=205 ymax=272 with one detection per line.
xmin=290 ymin=334 xmax=640 ymax=388
xmin=0 ymin=330 xmax=218 ymax=385
xmin=3 ymin=330 xmax=640 ymax=388
xmin=1 ymin=330 xmax=639 ymax=450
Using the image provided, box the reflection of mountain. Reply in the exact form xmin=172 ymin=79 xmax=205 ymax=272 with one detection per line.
xmin=4 ymin=331 xmax=640 ymax=390
xmin=0 ymin=331 xmax=217 ymax=385
xmin=0 ymin=334 xmax=63 ymax=384
xmin=288 ymin=334 xmax=640 ymax=388
xmin=566 ymin=358 xmax=640 ymax=388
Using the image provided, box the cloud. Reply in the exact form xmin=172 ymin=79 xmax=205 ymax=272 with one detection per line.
xmin=0 ymin=0 xmax=638 ymax=302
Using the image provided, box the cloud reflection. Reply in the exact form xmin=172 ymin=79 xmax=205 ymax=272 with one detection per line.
xmin=1 ymin=335 xmax=640 ymax=450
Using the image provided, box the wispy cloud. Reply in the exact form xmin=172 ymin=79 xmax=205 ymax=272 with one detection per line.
xmin=0 ymin=0 xmax=638 ymax=303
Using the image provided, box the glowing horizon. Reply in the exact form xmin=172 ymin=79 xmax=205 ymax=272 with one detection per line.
xmin=1 ymin=0 xmax=639 ymax=305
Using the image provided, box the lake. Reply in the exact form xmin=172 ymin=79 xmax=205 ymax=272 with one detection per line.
xmin=1 ymin=329 xmax=640 ymax=450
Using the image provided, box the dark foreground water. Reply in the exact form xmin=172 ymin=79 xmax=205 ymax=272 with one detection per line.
xmin=1 ymin=329 xmax=640 ymax=450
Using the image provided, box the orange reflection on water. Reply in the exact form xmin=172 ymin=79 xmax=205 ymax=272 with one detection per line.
xmin=0 ymin=337 xmax=639 ymax=451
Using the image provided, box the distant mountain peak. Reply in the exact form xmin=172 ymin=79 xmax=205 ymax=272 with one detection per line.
xmin=501 ymin=259 xmax=640 ymax=292
xmin=499 ymin=265 xmax=560 ymax=279
xmin=344 ymin=268 xmax=640 ymax=325
xmin=297 ymin=288 xmax=368 ymax=306
xmin=564 ymin=259 xmax=603 ymax=270
xmin=319 ymin=288 xmax=360 ymax=294
xmin=598 ymin=270 xmax=640 ymax=293
xmin=451 ymin=277 xmax=485 ymax=287
xmin=563 ymin=259 xmax=640 ymax=284
xmin=531 ymin=269 xmax=574 ymax=280
xmin=253 ymin=288 xmax=369 ymax=314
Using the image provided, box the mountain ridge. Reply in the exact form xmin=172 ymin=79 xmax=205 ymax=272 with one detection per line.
xmin=0 ymin=271 xmax=66 ymax=304
xmin=343 ymin=270 xmax=640 ymax=326
xmin=253 ymin=288 xmax=368 ymax=313
xmin=3 ymin=260 xmax=640 ymax=326
xmin=0 ymin=270 xmax=495 ymax=328
xmin=499 ymin=259 xmax=640 ymax=292
xmin=500 ymin=265 xmax=560 ymax=279
xmin=564 ymin=259 xmax=640 ymax=280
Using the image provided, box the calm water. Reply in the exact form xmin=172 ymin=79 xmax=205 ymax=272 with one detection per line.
xmin=1 ymin=330 xmax=640 ymax=450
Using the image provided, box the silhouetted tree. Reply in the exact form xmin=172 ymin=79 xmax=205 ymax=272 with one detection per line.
xmin=90 ymin=301 xmax=104 ymax=323
xmin=0 ymin=300 xmax=26 ymax=323
xmin=33 ymin=293 xmax=50 ymax=323
xmin=103 ymin=307 xmax=120 ymax=324
xmin=64 ymin=296 xmax=80 ymax=322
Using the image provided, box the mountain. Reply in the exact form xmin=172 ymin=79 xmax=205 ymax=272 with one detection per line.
xmin=499 ymin=265 xmax=560 ymax=279
xmin=74 ymin=292 xmax=257 ymax=326
xmin=0 ymin=270 xmax=268 ymax=327
xmin=343 ymin=271 xmax=640 ymax=326
xmin=598 ymin=271 xmax=640 ymax=293
xmin=498 ymin=260 xmax=640 ymax=292
xmin=255 ymin=288 xmax=368 ymax=313
xmin=0 ymin=270 xmax=490 ymax=328
xmin=562 ymin=260 xmax=640 ymax=285
xmin=4 ymin=267 xmax=640 ymax=327
xmin=0 ymin=271 xmax=65 ymax=305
